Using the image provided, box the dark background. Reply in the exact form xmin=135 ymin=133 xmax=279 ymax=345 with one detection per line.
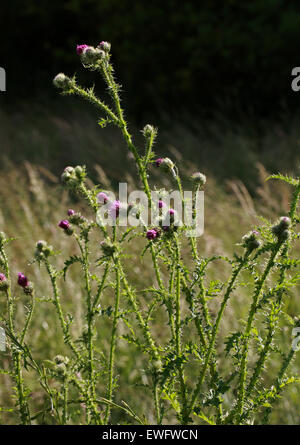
xmin=2 ymin=0 xmax=300 ymax=121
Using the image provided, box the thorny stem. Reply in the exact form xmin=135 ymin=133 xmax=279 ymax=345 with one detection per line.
xmin=186 ymin=253 xmax=249 ymax=422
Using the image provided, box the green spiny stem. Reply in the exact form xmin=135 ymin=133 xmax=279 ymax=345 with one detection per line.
xmin=105 ymin=262 xmax=121 ymax=424
xmin=118 ymin=259 xmax=160 ymax=361
xmin=44 ymin=258 xmax=84 ymax=363
xmin=174 ymin=238 xmax=188 ymax=422
xmin=62 ymin=376 xmax=69 ymax=424
xmin=185 ymin=253 xmax=249 ymax=422
xmin=235 ymin=243 xmax=282 ymax=423
xmin=1 ymin=246 xmax=31 ymax=425
xmin=20 ymin=294 xmax=35 ymax=345
xmin=75 ymin=234 xmax=97 ymax=421
xmin=246 ymin=185 xmax=300 ymax=400
xmin=72 ymin=84 xmax=119 ymax=126
xmin=92 ymin=260 xmax=111 ymax=311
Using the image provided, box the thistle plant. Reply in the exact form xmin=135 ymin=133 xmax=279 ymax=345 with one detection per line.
xmin=0 ymin=41 xmax=299 ymax=425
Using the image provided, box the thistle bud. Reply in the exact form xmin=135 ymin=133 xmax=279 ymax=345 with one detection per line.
xmin=0 ymin=273 xmax=9 ymax=292
xmin=97 ymin=41 xmax=111 ymax=53
xmin=242 ymin=230 xmax=260 ymax=252
xmin=81 ymin=46 xmax=105 ymax=64
xmin=155 ymin=157 xmax=176 ymax=177
xmin=53 ymin=73 xmax=72 ymax=90
xmin=191 ymin=172 xmax=206 ymax=187
xmin=142 ymin=124 xmax=156 ymax=139
xmin=100 ymin=240 xmax=117 ymax=257
xmin=272 ymin=216 xmax=291 ymax=242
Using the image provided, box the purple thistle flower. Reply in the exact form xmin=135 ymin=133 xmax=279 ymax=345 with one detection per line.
xmin=146 ymin=229 xmax=158 ymax=240
xmin=67 ymin=209 xmax=75 ymax=216
xmin=109 ymin=200 xmax=121 ymax=219
xmin=0 ymin=273 xmax=6 ymax=282
xmin=155 ymin=158 xmax=163 ymax=167
xmin=76 ymin=44 xmax=89 ymax=55
xmin=58 ymin=220 xmax=70 ymax=230
xmin=17 ymin=273 xmax=29 ymax=288
xmin=158 ymin=200 xmax=165 ymax=209
xmin=168 ymin=209 xmax=175 ymax=215
xmin=97 ymin=192 xmax=109 ymax=204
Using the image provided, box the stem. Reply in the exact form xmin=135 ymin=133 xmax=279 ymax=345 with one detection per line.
xmin=105 ymin=263 xmax=121 ymax=424
xmin=235 ymin=244 xmax=282 ymax=423
xmin=185 ymin=253 xmax=249 ymax=422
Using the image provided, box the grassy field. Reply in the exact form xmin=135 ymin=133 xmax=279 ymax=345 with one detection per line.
xmin=0 ymin=102 xmax=299 ymax=424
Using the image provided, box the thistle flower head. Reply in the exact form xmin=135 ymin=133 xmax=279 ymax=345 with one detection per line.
xmin=158 ymin=200 xmax=165 ymax=209
xmin=146 ymin=229 xmax=159 ymax=240
xmin=76 ymin=44 xmax=89 ymax=55
xmin=67 ymin=209 xmax=75 ymax=216
xmin=0 ymin=273 xmax=6 ymax=282
xmin=109 ymin=200 xmax=121 ymax=219
xmin=17 ymin=273 xmax=29 ymax=288
xmin=155 ymin=158 xmax=163 ymax=167
xmin=97 ymin=192 xmax=109 ymax=205
xmin=58 ymin=220 xmax=70 ymax=230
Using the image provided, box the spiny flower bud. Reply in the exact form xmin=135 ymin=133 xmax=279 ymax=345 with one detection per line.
xmin=97 ymin=41 xmax=111 ymax=52
xmin=0 ymin=273 xmax=9 ymax=292
xmin=17 ymin=273 xmax=34 ymax=295
xmin=53 ymin=73 xmax=72 ymax=90
xmin=155 ymin=157 xmax=176 ymax=177
xmin=35 ymin=240 xmax=53 ymax=259
xmin=242 ymin=230 xmax=260 ymax=252
xmin=67 ymin=209 xmax=75 ymax=216
xmin=146 ymin=229 xmax=159 ymax=240
xmin=191 ymin=172 xmax=206 ymax=187
xmin=58 ymin=220 xmax=74 ymax=236
xmin=142 ymin=124 xmax=156 ymax=139
xmin=272 ymin=216 xmax=291 ymax=241
xmin=61 ymin=165 xmax=85 ymax=188
xmin=80 ymin=46 xmax=105 ymax=65
xmin=100 ymin=240 xmax=117 ymax=257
